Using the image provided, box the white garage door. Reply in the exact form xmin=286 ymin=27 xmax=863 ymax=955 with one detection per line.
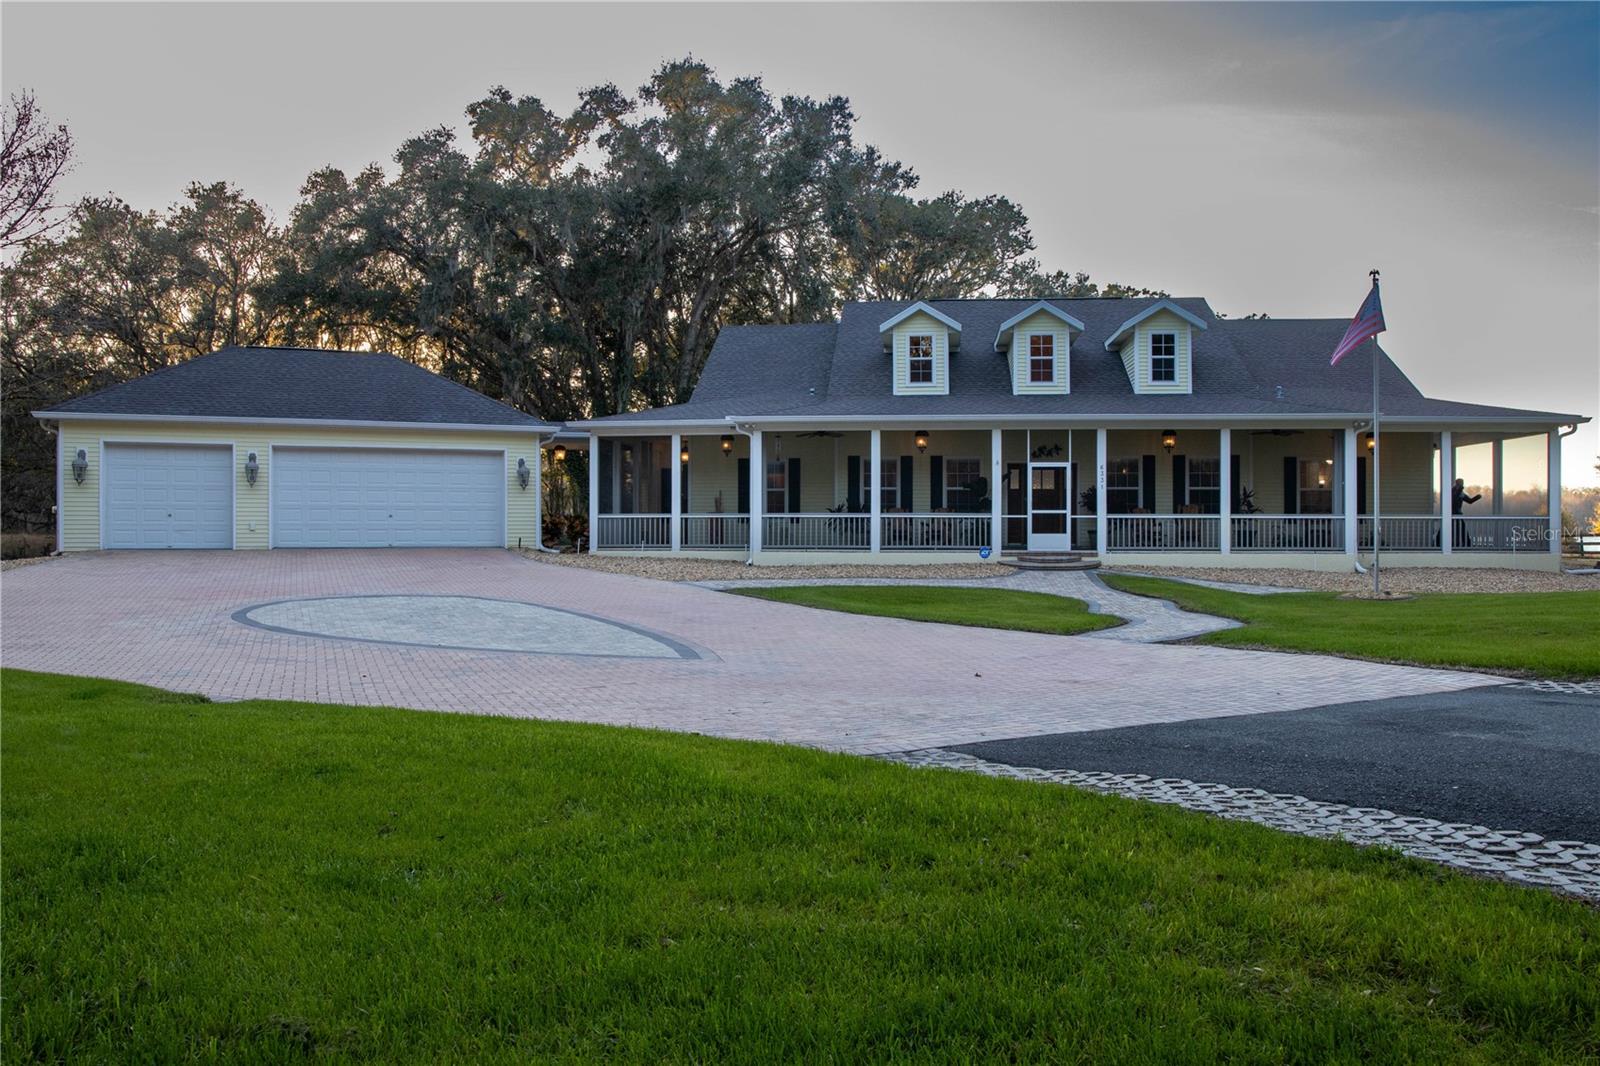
xmin=272 ymin=448 xmax=504 ymax=548
xmin=102 ymin=443 xmax=234 ymax=549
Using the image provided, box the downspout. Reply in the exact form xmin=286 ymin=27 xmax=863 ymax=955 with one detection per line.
xmin=728 ymin=419 xmax=758 ymax=565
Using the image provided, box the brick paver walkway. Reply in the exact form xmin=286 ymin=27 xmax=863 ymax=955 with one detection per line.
xmin=1 ymin=550 xmax=1505 ymax=754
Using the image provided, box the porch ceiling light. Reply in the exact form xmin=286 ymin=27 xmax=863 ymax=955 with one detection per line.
xmin=71 ymin=448 xmax=88 ymax=484
xmin=914 ymin=429 xmax=931 ymax=453
xmin=552 ymin=444 xmax=567 ymax=462
xmin=517 ymin=457 xmax=531 ymax=490
xmin=1161 ymin=429 xmax=1177 ymax=454
xmin=1365 ymin=432 xmax=1376 ymax=452
xmin=720 ymin=434 xmax=735 ymax=456
xmin=244 ymin=452 xmax=259 ymax=486
xmin=680 ymin=444 xmax=690 ymax=464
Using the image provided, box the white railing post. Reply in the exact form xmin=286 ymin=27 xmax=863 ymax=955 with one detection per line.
xmin=1549 ymin=428 xmax=1562 ymax=556
xmin=1219 ymin=427 xmax=1232 ymax=555
xmin=1439 ymin=430 xmax=1453 ymax=554
xmin=869 ymin=429 xmax=882 ymax=553
xmin=1343 ymin=427 xmax=1358 ymax=557
xmin=587 ymin=433 xmax=600 ymax=554
xmin=669 ymin=432 xmax=682 ymax=553
xmin=990 ymin=427 xmax=1003 ymax=554
xmin=748 ymin=430 xmax=763 ymax=555
xmin=1095 ymin=428 xmax=1108 ymax=555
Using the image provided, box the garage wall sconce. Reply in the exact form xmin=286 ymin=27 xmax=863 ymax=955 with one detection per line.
xmin=71 ymin=448 xmax=88 ymax=484
xmin=244 ymin=452 xmax=259 ymax=486
xmin=517 ymin=457 xmax=531 ymax=490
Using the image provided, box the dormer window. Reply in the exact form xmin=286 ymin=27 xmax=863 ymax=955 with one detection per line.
xmin=1028 ymin=334 xmax=1055 ymax=383
xmin=907 ymin=334 xmax=935 ymax=384
xmin=1150 ymin=333 xmax=1177 ymax=383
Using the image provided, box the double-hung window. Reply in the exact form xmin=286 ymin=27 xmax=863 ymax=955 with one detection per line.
xmin=765 ymin=460 xmax=787 ymax=514
xmin=1028 ymin=333 xmax=1055 ymax=383
xmin=879 ymin=458 xmax=899 ymax=510
xmin=1298 ymin=458 xmax=1334 ymax=514
xmin=1150 ymin=332 xmax=1177 ymax=383
xmin=944 ymin=457 xmax=983 ymax=511
xmin=1107 ymin=458 xmax=1142 ymax=514
xmin=1187 ymin=457 xmax=1221 ymax=513
xmin=907 ymin=334 xmax=935 ymax=384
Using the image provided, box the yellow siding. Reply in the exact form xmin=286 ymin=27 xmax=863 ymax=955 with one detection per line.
xmin=1008 ymin=310 xmax=1071 ymax=395
xmin=54 ymin=420 xmax=541 ymax=551
xmin=891 ymin=312 xmax=950 ymax=396
xmin=1367 ymin=432 xmax=1436 ymax=514
xmin=1120 ymin=310 xmax=1193 ymax=394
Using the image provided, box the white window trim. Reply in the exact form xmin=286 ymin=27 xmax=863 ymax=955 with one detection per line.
xmin=1107 ymin=456 xmax=1142 ymax=513
xmin=944 ymin=456 xmax=982 ymax=510
xmin=879 ymin=457 xmax=899 ymax=510
xmin=907 ymin=333 xmax=936 ymax=385
xmin=1027 ymin=333 xmax=1056 ymax=384
xmin=1186 ymin=456 xmax=1221 ymax=511
xmin=1149 ymin=331 xmax=1178 ymax=385
xmin=765 ymin=458 xmax=787 ymax=514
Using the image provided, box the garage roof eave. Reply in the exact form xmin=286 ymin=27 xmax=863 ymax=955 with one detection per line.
xmin=31 ymin=411 xmax=556 ymax=434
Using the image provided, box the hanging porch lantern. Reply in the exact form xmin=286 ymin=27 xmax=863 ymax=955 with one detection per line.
xmin=720 ymin=434 xmax=735 ymax=456
xmin=1161 ymin=429 xmax=1177 ymax=454
xmin=552 ymin=443 xmax=568 ymax=462
xmin=680 ymin=444 xmax=690 ymax=464
xmin=914 ymin=429 xmax=930 ymax=453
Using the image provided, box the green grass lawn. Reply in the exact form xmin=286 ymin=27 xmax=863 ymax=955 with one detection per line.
xmin=4 ymin=670 xmax=1597 ymax=1063
xmin=730 ymin=584 xmax=1122 ymax=635
xmin=1099 ymin=575 xmax=1600 ymax=679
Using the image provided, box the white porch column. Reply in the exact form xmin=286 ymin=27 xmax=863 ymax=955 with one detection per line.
xmin=1218 ymin=427 xmax=1232 ymax=555
xmin=586 ymin=433 xmax=600 ymax=554
xmin=990 ymin=428 xmax=1003 ymax=554
xmin=869 ymin=429 xmax=882 ymax=553
xmin=1549 ymin=428 xmax=1563 ymax=555
xmin=1439 ymin=430 xmax=1453 ymax=553
xmin=1343 ymin=427 xmax=1359 ymax=557
xmin=1095 ymin=427 xmax=1108 ymax=555
xmin=748 ymin=430 xmax=763 ymax=555
xmin=669 ymin=432 xmax=682 ymax=552
xmin=532 ymin=437 xmax=543 ymax=551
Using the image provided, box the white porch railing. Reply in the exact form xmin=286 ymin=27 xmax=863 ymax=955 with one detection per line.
xmin=681 ymin=514 xmax=750 ymax=550
xmin=880 ymin=513 xmax=990 ymax=550
xmin=1358 ymin=515 xmax=1440 ymax=551
xmin=1452 ymin=516 xmax=1551 ymax=552
xmin=1107 ymin=515 xmax=1220 ymax=551
xmin=1231 ymin=515 xmax=1343 ymax=552
xmin=595 ymin=514 xmax=671 ymax=550
xmin=762 ymin=513 xmax=870 ymax=551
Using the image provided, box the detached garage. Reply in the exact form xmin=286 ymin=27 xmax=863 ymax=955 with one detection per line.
xmin=36 ymin=346 xmax=553 ymax=551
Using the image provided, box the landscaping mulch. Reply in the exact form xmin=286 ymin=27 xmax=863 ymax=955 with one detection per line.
xmin=1104 ymin=565 xmax=1599 ymax=595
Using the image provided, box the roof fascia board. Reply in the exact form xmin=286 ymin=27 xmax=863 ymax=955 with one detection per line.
xmin=877 ymin=301 xmax=963 ymax=334
xmin=993 ymin=301 xmax=1087 ymax=350
xmin=712 ymin=412 xmax=1583 ymax=429
xmin=32 ymin=411 xmax=552 ymax=433
xmin=1103 ymin=300 xmax=1209 ymax=351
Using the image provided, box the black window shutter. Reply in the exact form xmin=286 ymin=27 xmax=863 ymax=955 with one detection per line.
xmin=1140 ymin=455 xmax=1156 ymax=511
xmin=659 ymin=468 xmax=671 ymax=514
xmin=1171 ymin=455 xmax=1187 ymax=511
xmin=1356 ymin=456 xmax=1367 ymax=514
xmin=787 ymin=457 xmax=801 ymax=514
xmin=599 ymin=440 xmax=614 ymax=514
xmin=1230 ymin=454 xmax=1242 ymax=511
xmin=1283 ymin=457 xmax=1298 ymax=514
xmin=929 ymin=456 xmax=944 ymax=510
xmin=737 ymin=458 xmax=749 ymax=514
xmin=847 ymin=455 xmax=861 ymax=511
xmin=900 ymin=456 xmax=914 ymax=510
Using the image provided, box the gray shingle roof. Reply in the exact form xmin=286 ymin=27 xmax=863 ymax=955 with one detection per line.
xmin=37 ymin=347 xmax=548 ymax=428
xmin=584 ymin=298 xmax=1583 ymax=425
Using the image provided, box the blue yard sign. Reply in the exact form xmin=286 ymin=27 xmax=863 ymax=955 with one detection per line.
xmin=978 ymin=546 xmax=992 ymax=559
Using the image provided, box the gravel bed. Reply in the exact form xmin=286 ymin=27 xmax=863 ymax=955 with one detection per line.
xmin=1104 ymin=565 xmax=1600 ymax=595
xmin=1 ymin=556 xmax=57 ymax=573
xmin=522 ymin=551 xmax=1012 ymax=583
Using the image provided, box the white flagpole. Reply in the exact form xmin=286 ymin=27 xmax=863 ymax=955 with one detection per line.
xmin=1370 ymin=269 xmax=1381 ymax=596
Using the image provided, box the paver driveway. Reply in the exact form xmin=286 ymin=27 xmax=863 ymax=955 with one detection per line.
xmin=1 ymin=549 xmax=1503 ymax=753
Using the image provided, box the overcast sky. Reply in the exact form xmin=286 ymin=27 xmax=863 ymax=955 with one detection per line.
xmin=6 ymin=1 xmax=1596 ymax=487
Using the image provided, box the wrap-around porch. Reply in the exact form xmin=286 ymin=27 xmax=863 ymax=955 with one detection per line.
xmin=584 ymin=425 xmax=1563 ymax=567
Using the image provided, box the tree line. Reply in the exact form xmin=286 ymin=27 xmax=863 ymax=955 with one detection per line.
xmin=1 ymin=61 xmax=1153 ymax=531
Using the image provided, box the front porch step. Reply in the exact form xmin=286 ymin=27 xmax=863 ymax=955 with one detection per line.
xmin=1005 ymin=551 xmax=1102 ymax=571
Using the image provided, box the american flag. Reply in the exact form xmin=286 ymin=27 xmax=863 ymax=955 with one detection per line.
xmin=1329 ymin=279 xmax=1386 ymax=366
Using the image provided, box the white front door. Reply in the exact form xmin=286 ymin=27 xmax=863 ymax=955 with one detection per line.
xmin=102 ymin=443 xmax=233 ymax=549
xmin=1028 ymin=462 xmax=1074 ymax=551
xmin=272 ymin=448 xmax=504 ymax=548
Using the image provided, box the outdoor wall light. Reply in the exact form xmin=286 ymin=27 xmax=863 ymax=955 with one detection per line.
xmin=552 ymin=443 xmax=567 ymax=463
xmin=71 ymin=448 xmax=88 ymax=484
xmin=244 ymin=452 xmax=259 ymax=486
xmin=1365 ymin=432 xmax=1376 ymax=452
xmin=1161 ymin=429 xmax=1177 ymax=454
xmin=517 ymin=457 xmax=531 ymax=490
xmin=720 ymin=434 xmax=735 ymax=456
xmin=914 ymin=429 xmax=930 ymax=453
xmin=680 ymin=444 xmax=690 ymax=464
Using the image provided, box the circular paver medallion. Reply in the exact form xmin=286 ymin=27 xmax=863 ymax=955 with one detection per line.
xmin=234 ymin=595 xmax=698 ymax=659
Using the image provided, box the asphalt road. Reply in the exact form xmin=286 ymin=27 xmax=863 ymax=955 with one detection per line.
xmin=954 ymin=686 xmax=1600 ymax=842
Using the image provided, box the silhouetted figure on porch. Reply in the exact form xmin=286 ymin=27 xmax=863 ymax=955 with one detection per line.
xmin=1452 ymin=477 xmax=1481 ymax=547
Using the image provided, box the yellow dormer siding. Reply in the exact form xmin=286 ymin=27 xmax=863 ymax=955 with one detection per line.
xmin=1120 ymin=309 xmax=1195 ymax=395
xmin=1007 ymin=309 xmax=1072 ymax=395
xmin=891 ymin=311 xmax=952 ymax=396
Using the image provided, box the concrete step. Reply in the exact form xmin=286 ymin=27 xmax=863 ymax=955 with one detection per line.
xmin=1007 ymin=552 xmax=1102 ymax=571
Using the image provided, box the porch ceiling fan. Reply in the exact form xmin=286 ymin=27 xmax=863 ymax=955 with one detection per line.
xmin=796 ymin=430 xmax=843 ymax=438
xmin=1249 ymin=429 xmax=1303 ymax=436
